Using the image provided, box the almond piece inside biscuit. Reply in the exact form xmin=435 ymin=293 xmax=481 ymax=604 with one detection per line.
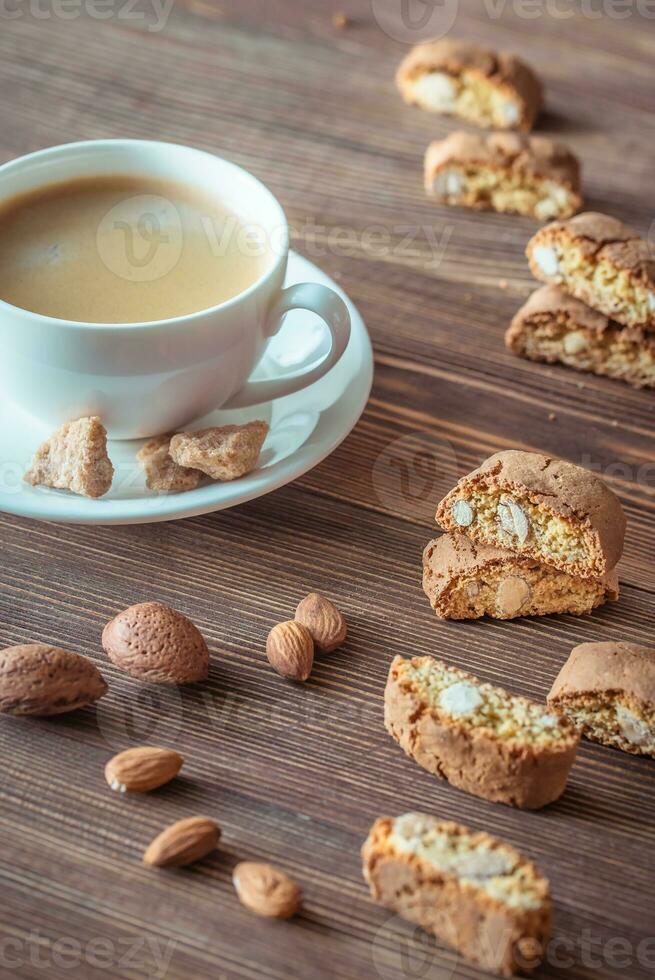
xmin=452 ymin=499 xmax=475 ymax=527
xmin=496 ymin=576 xmax=531 ymax=616
xmin=497 ymin=497 xmax=530 ymax=544
xmin=532 ymin=244 xmax=560 ymax=278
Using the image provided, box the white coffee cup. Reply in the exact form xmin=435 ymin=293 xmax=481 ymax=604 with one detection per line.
xmin=0 ymin=139 xmax=351 ymax=440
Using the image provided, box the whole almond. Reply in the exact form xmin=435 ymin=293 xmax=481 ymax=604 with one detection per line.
xmin=143 ymin=816 xmax=220 ymax=868
xmin=105 ymin=746 xmax=183 ymax=793
xmin=233 ymin=861 xmax=301 ymax=918
xmin=266 ymin=621 xmax=314 ymax=681
xmin=102 ymin=602 xmax=209 ymax=685
xmin=0 ymin=644 xmax=107 ymax=716
xmin=295 ymin=593 xmax=347 ymax=653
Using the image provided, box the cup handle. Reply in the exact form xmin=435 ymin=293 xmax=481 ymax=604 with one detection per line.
xmin=221 ymin=282 xmax=351 ymax=409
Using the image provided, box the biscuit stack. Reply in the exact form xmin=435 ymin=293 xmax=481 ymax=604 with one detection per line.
xmin=507 ymin=211 xmax=655 ymax=388
xmin=423 ymin=449 xmax=625 ymax=621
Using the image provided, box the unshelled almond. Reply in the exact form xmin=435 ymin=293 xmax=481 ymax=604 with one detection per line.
xmin=102 ymin=602 xmax=209 ymax=685
xmin=232 ymin=861 xmax=301 ymax=919
xmin=105 ymin=746 xmax=183 ymax=794
xmin=0 ymin=643 xmax=107 ymax=716
xmin=266 ymin=621 xmax=314 ymax=681
xmin=143 ymin=816 xmax=221 ymax=868
xmin=295 ymin=593 xmax=347 ymax=653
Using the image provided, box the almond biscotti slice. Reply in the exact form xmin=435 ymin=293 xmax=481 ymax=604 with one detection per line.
xmin=24 ymin=416 xmax=113 ymax=498
xmin=385 ymin=655 xmax=579 ymax=809
xmin=548 ymin=642 xmax=655 ymax=757
xmin=526 ymin=212 xmax=655 ymax=330
xmin=362 ymin=813 xmax=550 ymax=977
xmin=397 ymin=39 xmax=543 ymax=131
xmin=423 ymin=533 xmax=618 ymax=621
xmin=436 ymin=450 xmax=625 ymax=579
xmin=425 ymin=132 xmax=581 ymax=221
xmin=506 ymin=285 xmax=655 ymax=389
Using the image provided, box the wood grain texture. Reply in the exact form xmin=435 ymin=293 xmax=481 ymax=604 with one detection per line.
xmin=1 ymin=1 xmax=655 ymax=977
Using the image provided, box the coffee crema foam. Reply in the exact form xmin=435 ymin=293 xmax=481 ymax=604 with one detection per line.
xmin=0 ymin=174 xmax=273 ymax=323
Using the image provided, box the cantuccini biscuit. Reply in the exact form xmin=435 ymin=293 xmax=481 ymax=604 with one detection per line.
xmin=506 ymin=285 xmax=655 ymax=388
xmin=362 ymin=813 xmax=551 ymax=977
xmin=526 ymin=212 xmax=655 ymax=330
xmin=436 ymin=450 xmax=626 ymax=579
xmin=425 ymin=132 xmax=581 ymax=221
xmin=385 ymin=655 xmax=579 ymax=809
xmin=24 ymin=416 xmax=113 ymax=499
xmin=548 ymin=642 xmax=655 ymax=757
xmin=423 ymin=533 xmax=619 ymax=621
xmin=137 ymin=435 xmax=202 ymax=493
xmin=169 ymin=421 xmax=269 ymax=482
xmin=397 ymin=39 xmax=543 ymax=131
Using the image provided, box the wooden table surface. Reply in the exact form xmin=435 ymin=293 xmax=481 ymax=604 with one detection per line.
xmin=1 ymin=2 xmax=655 ymax=978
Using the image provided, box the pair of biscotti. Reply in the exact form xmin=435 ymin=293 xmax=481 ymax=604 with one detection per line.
xmin=362 ymin=813 xmax=550 ymax=977
xmin=425 ymin=449 xmax=625 ymax=622
xmin=509 ymin=212 xmax=655 ymax=386
xmin=397 ymin=39 xmax=582 ymax=221
xmin=382 ymin=643 xmax=653 ymax=814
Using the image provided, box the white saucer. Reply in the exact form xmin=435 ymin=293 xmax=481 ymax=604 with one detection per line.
xmin=0 ymin=251 xmax=373 ymax=525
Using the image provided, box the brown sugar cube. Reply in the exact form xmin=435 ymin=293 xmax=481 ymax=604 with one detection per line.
xmin=362 ymin=813 xmax=551 ymax=977
xmin=396 ymin=39 xmax=543 ymax=131
xmin=425 ymin=132 xmax=581 ymax=221
xmin=385 ymin=655 xmax=579 ymax=809
xmin=24 ymin=416 xmax=113 ymax=498
xmin=137 ymin=435 xmax=202 ymax=493
xmin=169 ymin=421 xmax=269 ymax=482
xmin=423 ymin=533 xmax=619 ymax=621
xmin=526 ymin=212 xmax=655 ymax=330
xmin=548 ymin=641 xmax=655 ymax=757
xmin=436 ymin=450 xmax=626 ymax=580
xmin=506 ymin=285 xmax=655 ymax=388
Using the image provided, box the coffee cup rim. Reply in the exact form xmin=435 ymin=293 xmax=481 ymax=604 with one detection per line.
xmin=0 ymin=138 xmax=289 ymax=331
